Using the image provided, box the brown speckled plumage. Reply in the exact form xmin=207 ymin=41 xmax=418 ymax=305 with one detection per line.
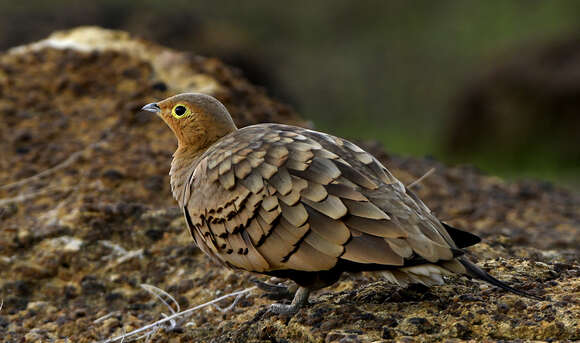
xmin=143 ymin=93 xmax=540 ymax=314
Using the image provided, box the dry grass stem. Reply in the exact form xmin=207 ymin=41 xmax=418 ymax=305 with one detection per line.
xmin=140 ymin=284 xmax=180 ymax=314
xmin=407 ymin=167 xmax=436 ymax=189
xmin=98 ymin=286 xmax=256 ymax=343
xmin=0 ymin=140 xmax=106 ymax=191
xmin=93 ymin=311 xmax=121 ymax=324
xmin=0 ymin=186 xmax=76 ymax=206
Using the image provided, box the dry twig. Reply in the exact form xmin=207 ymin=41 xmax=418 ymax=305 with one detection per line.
xmin=99 ymin=286 xmax=256 ymax=343
xmin=0 ymin=141 xmax=104 ymax=190
xmin=0 ymin=185 xmax=76 ymax=206
xmin=407 ymin=167 xmax=436 ymax=189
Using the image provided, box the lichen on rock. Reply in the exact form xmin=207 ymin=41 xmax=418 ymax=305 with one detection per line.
xmin=0 ymin=27 xmax=578 ymax=342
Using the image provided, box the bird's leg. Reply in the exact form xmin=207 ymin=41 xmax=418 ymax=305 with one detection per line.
xmin=252 ymin=279 xmax=297 ymax=299
xmin=269 ymin=286 xmax=310 ymax=315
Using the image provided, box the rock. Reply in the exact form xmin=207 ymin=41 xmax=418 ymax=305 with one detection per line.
xmin=47 ymin=236 xmax=84 ymax=252
xmin=397 ymin=317 xmax=435 ymax=336
xmin=13 ymin=261 xmax=57 ymax=279
xmin=0 ymin=26 xmax=578 ymax=342
xmin=325 ymin=330 xmax=363 ymax=343
xmin=80 ymin=275 xmax=106 ymax=296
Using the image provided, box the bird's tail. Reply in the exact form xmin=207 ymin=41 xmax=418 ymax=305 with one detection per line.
xmin=458 ymin=257 xmax=543 ymax=301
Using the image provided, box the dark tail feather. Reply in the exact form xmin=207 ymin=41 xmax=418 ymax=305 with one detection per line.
xmin=442 ymin=222 xmax=481 ymax=248
xmin=459 ymin=258 xmax=543 ymax=301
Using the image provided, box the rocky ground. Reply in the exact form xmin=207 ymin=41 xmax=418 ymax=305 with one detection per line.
xmin=0 ymin=27 xmax=578 ymax=342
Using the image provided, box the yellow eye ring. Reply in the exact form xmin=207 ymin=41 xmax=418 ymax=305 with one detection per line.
xmin=172 ymin=104 xmax=191 ymax=118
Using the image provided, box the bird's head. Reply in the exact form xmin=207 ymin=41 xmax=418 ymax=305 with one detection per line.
xmin=142 ymin=93 xmax=237 ymax=152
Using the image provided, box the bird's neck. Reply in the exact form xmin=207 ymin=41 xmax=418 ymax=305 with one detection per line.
xmin=170 ymin=146 xmax=205 ymax=206
xmin=169 ymin=122 xmax=237 ymax=205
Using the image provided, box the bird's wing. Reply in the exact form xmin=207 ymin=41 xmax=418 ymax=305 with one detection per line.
xmin=183 ymin=124 xmax=459 ymax=273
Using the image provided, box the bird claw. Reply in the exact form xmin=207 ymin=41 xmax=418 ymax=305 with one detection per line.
xmin=264 ymin=286 xmax=311 ymax=316
xmin=252 ymin=279 xmax=296 ymax=300
xmin=268 ymin=302 xmax=301 ymax=315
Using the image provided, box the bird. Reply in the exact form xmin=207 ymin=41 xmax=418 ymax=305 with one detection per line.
xmin=142 ymin=93 xmax=540 ymax=315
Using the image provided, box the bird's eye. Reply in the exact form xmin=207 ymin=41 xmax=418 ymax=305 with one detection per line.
xmin=172 ymin=104 xmax=190 ymax=118
xmin=174 ymin=106 xmax=186 ymax=116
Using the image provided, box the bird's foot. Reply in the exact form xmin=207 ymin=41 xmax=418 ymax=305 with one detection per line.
xmin=268 ymin=287 xmax=310 ymax=315
xmin=252 ymin=278 xmax=297 ymax=300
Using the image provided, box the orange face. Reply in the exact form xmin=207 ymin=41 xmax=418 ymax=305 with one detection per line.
xmin=142 ymin=93 xmax=237 ymax=151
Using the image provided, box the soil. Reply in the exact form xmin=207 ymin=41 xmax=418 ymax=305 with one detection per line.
xmin=0 ymin=27 xmax=578 ymax=342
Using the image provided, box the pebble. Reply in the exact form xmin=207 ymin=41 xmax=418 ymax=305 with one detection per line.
xmin=47 ymin=236 xmax=84 ymax=252
xmin=398 ymin=317 xmax=434 ymax=336
xmin=13 ymin=261 xmax=56 ymax=279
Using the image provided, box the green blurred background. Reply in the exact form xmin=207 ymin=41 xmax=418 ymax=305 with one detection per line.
xmin=1 ymin=0 xmax=579 ymax=187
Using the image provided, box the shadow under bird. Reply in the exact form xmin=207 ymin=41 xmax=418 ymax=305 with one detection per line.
xmin=142 ymin=93 xmax=541 ymax=315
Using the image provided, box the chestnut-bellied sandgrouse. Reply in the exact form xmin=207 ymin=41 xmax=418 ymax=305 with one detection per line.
xmin=142 ymin=93 xmax=539 ymax=314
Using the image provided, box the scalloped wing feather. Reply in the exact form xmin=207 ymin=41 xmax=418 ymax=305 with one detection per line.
xmin=178 ymin=124 xmax=461 ymax=274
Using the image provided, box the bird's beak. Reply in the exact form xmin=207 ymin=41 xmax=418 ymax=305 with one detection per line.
xmin=141 ymin=103 xmax=161 ymax=113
